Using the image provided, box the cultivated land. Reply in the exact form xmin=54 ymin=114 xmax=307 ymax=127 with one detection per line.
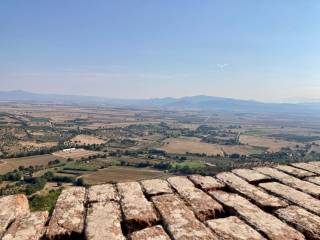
xmin=161 ymin=137 xmax=224 ymax=156
xmin=1 ymin=102 xmax=320 ymax=199
xmin=161 ymin=137 xmax=266 ymax=156
xmin=52 ymin=149 xmax=98 ymax=159
xmin=70 ymin=134 xmax=105 ymax=145
xmin=239 ymin=135 xmax=301 ymax=152
xmin=0 ymin=154 xmax=65 ymax=174
xmin=82 ymin=166 xmax=172 ymax=184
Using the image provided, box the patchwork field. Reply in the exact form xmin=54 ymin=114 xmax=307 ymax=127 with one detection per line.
xmin=0 ymin=154 xmax=65 ymax=174
xmin=161 ymin=137 xmax=224 ymax=156
xmin=161 ymin=137 xmax=263 ymax=156
xmin=70 ymin=135 xmax=105 ymax=145
xmin=240 ymin=135 xmax=300 ymax=152
xmin=19 ymin=141 xmax=57 ymax=148
xmin=221 ymin=145 xmax=264 ymax=155
xmin=52 ymin=149 xmax=98 ymax=159
xmin=82 ymin=166 xmax=171 ymax=184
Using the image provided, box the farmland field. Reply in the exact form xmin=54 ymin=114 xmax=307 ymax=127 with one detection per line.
xmin=239 ymin=135 xmax=300 ymax=152
xmin=160 ymin=137 xmax=224 ymax=155
xmin=0 ymin=154 xmax=64 ymax=174
xmin=1 ymin=102 xmax=320 ymax=191
xmin=160 ymin=137 xmax=263 ymax=156
xmin=221 ymin=144 xmax=264 ymax=155
xmin=82 ymin=166 xmax=171 ymax=184
xmin=52 ymin=149 xmax=99 ymax=159
xmin=19 ymin=141 xmax=57 ymax=148
xmin=70 ymin=134 xmax=105 ymax=145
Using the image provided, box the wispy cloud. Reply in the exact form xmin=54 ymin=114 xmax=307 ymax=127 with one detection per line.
xmin=216 ymin=63 xmax=229 ymax=69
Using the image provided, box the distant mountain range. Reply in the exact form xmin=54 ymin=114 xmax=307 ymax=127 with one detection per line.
xmin=1 ymin=90 xmax=320 ymax=114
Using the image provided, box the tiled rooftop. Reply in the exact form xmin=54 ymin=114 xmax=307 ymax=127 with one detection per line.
xmin=1 ymin=161 xmax=320 ymax=240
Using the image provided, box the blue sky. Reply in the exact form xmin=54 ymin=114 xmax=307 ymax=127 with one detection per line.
xmin=0 ymin=1 xmax=319 ymax=101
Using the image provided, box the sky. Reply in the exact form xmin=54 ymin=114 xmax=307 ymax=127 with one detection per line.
xmin=0 ymin=1 xmax=320 ymax=101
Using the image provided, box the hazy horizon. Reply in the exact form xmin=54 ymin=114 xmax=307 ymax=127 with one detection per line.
xmin=1 ymin=1 xmax=320 ymax=101
xmin=3 ymin=89 xmax=320 ymax=104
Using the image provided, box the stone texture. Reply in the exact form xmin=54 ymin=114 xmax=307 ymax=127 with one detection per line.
xmin=275 ymin=205 xmax=320 ymax=240
xmin=2 ymin=211 xmax=48 ymax=240
xmin=117 ymin=182 xmax=158 ymax=233
xmin=232 ymin=168 xmax=271 ymax=183
xmin=209 ymin=191 xmax=305 ymax=240
xmin=255 ymin=167 xmax=320 ymax=198
xmin=0 ymin=194 xmax=29 ymax=238
xmin=87 ymin=184 xmax=119 ymax=203
xmin=46 ymin=187 xmax=86 ymax=239
xmin=167 ymin=176 xmax=223 ymax=221
xmin=85 ymin=201 xmax=125 ymax=240
xmin=188 ymin=175 xmax=225 ymax=191
xmin=152 ymin=194 xmax=218 ymax=240
xmin=216 ymin=172 xmax=287 ymax=209
xmin=275 ymin=165 xmax=316 ymax=178
xmin=3 ymin=162 xmax=320 ymax=240
xmin=306 ymin=176 xmax=320 ymax=186
xmin=309 ymin=161 xmax=320 ymax=167
xmin=259 ymin=182 xmax=320 ymax=215
xmin=141 ymin=179 xmax=173 ymax=196
xmin=130 ymin=225 xmax=171 ymax=240
xmin=206 ymin=216 xmax=266 ymax=240
xmin=291 ymin=162 xmax=320 ymax=175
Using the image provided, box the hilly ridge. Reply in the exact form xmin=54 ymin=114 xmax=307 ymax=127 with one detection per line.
xmin=1 ymin=90 xmax=320 ymax=114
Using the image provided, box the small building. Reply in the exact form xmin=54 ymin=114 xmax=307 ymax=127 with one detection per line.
xmin=62 ymin=148 xmax=76 ymax=152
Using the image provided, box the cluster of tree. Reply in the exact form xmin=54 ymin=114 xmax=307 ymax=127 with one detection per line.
xmin=250 ymin=150 xmax=302 ymax=164
xmin=76 ymin=154 xmax=106 ymax=162
xmin=81 ymin=143 xmax=106 ymax=151
xmin=1 ymin=142 xmax=68 ymax=159
xmin=270 ymin=134 xmax=320 ymax=143
xmin=201 ymin=136 xmax=240 ymax=145
xmin=0 ymin=166 xmax=83 ymax=196
xmin=227 ymin=125 xmax=242 ymax=129
xmin=0 ymin=165 xmax=38 ymax=182
xmin=0 ymin=182 xmax=25 ymax=196
xmin=29 ymin=189 xmax=62 ymax=213
xmin=0 ymin=171 xmax=22 ymax=182
xmin=24 ymin=177 xmax=47 ymax=195
xmin=106 ymin=138 xmax=137 ymax=148
xmin=48 ymin=159 xmax=61 ymax=166
xmin=118 ymin=159 xmax=203 ymax=175
xmin=42 ymin=171 xmax=75 ymax=183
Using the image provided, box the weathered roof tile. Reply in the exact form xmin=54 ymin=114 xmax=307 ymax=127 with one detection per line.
xmin=46 ymin=187 xmax=86 ymax=239
xmin=141 ymin=179 xmax=173 ymax=196
xmin=168 ymin=176 xmax=223 ymax=221
xmin=216 ymin=172 xmax=287 ymax=209
xmin=255 ymin=167 xmax=320 ymax=198
xmin=309 ymin=161 xmax=320 ymax=167
xmin=87 ymin=184 xmax=119 ymax=203
xmin=209 ymin=191 xmax=305 ymax=240
xmin=306 ymin=176 xmax=320 ymax=186
xmin=275 ymin=165 xmax=316 ymax=178
xmin=117 ymin=182 xmax=158 ymax=233
xmin=232 ymin=168 xmax=271 ymax=183
xmin=206 ymin=216 xmax=266 ymax=240
xmin=188 ymin=175 xmax=225 ymax=191
xmin=259 ymin=182 xmax=320 ymax=215
xmin=291 ymin=162 xmax=320 ymax=175
xmin=0 ymin=194 xmax=29 ymax=238
xmin=2 ymin=211 xmax=48 ymax=240
xmin=275 ymin=205 xmax=320 ymax=240
xmin=130 ymin=225 xmax=171 ymax=240
xmin=85 ymin=201 xmax=125 ymax=240
xmin=152 ymin=194 xmax=218 ymax=240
